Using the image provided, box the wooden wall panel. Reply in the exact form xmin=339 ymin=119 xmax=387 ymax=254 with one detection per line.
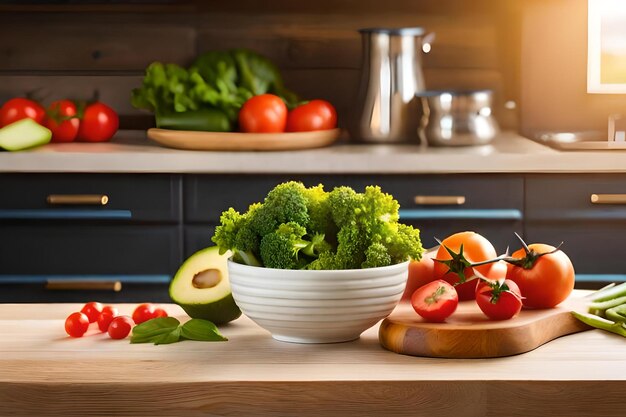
xmin=0 ymin=75 xmax=144 ymax=115
xmin=196 ymin=14 xmax=499 ymax=70
xmin=0 ymin=24 xmax=195 ymax=71
xmin=0 ymin=2 xmax=521 ymax=131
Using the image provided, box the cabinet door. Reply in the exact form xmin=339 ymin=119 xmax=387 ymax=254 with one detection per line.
xmin=526 ymin=174 xmax=626 ymax=286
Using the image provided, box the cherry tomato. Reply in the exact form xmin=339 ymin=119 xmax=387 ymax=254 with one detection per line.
xmin=107 ymin=316 xmax=133 ymax=339
xmin=96 ymin=306 xmax=119 ymax=332
xmin=132 ymin=303 xmax=159 ymax=324
xmin=433 ymin=231 xmax=499 ymax=301
xmin=285 ymin=99 xmax=337 ymax=132
xmin=475 ymin=279 xmax=523 ymax=320
xmin=410 ymin=280 xmax=459 ymax=322
xmin=401 ymin=249 xmax=436 ymax=301
xmin=76 ymin=102 xmax=119 ymax=142
xmin=153 ymin=308 xmax=168 ymax=318
xmin=238 ymin=94 xmax=287 ymax=133
xmin=97 ymin=312 xmax=116 ymax=333
xmin=506 ymin=243 xmax=575 ymax=309
xmin=101 ymin=305 xmax=118 ymax=317
xmin=43 ymin=100 xmax=80 ymax=143
xmin=80 ymin=301 xmax=104 ymax=323
xmin=65 ymin=312 xmax=90 ymax=338
xmin=0 ymin=98 xmax=45 ymax=127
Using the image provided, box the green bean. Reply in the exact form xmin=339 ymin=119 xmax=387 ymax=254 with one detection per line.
xmin=605 ymin=304 xmax=626 ymax=323
xmin=571 ymin=311 xmax=626 ymax=338
xmin=589 ymin=295 xmax=626 ymax=312
xmin=590 ymin=281 xmax=626 ymax=302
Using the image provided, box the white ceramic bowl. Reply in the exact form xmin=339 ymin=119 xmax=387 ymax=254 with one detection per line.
xmin=227 ymin=260 xmax=409 ymax=343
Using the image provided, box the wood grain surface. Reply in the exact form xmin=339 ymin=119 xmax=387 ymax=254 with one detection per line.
xmin=0 ymin=295 xmax=625 ymax=416
xmin=379 ymin=296 xmax=592 ymax=358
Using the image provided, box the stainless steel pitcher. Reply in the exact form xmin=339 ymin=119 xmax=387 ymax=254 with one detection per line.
xmin=350 ymin=27 xmax=434 ymax=143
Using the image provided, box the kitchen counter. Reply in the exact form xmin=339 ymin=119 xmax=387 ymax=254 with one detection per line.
xmin=0 ymin=300 xmax=624 ymax=417
xmin=2 ymin=130 xmax=626 ymax=174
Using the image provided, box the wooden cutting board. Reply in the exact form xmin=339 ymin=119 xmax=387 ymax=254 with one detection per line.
xmin=379 ymin=295 xmax=592 ymax=358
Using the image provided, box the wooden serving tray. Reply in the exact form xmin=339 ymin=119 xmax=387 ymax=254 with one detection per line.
xmin=379 ymin=295 xmax=592 ymax=358
xmin=147 ymin=128 xmax=341 ymax=151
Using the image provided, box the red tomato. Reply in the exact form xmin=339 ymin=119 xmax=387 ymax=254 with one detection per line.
xmin=475 ymin=279 xmax=523 ymax=320
xmin=0 ymin=98 xmax=45 ymax=127
xmin=433 ymin=231 xmax=499 ymax=301
xmin=77 ymin=102 xmax=119 ymax=142
xmin=401 ymin=249 xmax=436 ymax=301
xmin=97 ymin=312 xmax=116 ymax=333
xmin=43 ymin=100 xmax=80 ymax=143
xmin=80 ymin=301 xmax=104 ymax=323
xmin=65 ymin=312 xmax=90 ymax=338
xmin=96 ymin=306 xmax=119 ymax=332
xmin=238 ymin=94 xmax=287 ymax=133
xmin=101 ymin=305 xmax=118 ymax=317
xmin=286 ymin=100 xmax=337 ymax=132
xmin=153 ymin=308 xmax=168 ymax=318
xmin=410 ymin=280 xmax=459 ymax=322
xmin=506 ymin=243 xmax=575 ymax=309
xmin=132 ymin=303 xmax=159 ymax=324
xmin=107 ymin=316 xmax=133 ymax=339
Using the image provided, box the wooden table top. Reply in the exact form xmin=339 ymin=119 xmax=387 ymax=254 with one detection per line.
xmin=0 ymin=299 xmax=624 ymax=417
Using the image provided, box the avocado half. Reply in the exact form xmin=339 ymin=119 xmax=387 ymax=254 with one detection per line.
xmin=169 ymin=246 xmax=241 ymax=325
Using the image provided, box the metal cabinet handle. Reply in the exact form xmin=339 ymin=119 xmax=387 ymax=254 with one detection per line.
xmin=414 ymin=195 xmax=466 ymax=205
xmin=45 ymin=280 xmax=122 ymax=292
xmin=590 ymin=194 xmax=626 ymax=204
xmin=47 ymin=194 xmax=109 ymax=206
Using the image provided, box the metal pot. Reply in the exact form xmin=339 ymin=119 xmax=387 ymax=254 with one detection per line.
xmin=417 ymin=90 xmax=499 ymax=146
xmin=349 ymin=27 xmax=435 ymax=143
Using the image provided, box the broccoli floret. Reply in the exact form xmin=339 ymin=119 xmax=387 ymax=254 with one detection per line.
xmin=335 ymin=224 xmax=369 ymax=269
xmin=302 ymin=233 xmax=333 ymax=258
xmin=386 ymin=223 xmax=423 ymax=263
xmin=250 ymin=181 xmax=310 ymax=236
xmin=260 ymin=222 xmax=310 ymax=269
xmin=362 ymin=185 xmax=400 ymax=224
xmin=327 ymin=186 xmax=362 ymax=228
xmin=303 ymin=184 xmax=336 ymax=238
xmin=305 ymin=251 xmax=342 ymax=270
xmin=361 ymin=242 xmax=392 ymax=269
xmin=211 ymin=207 xmax=262 ymax=266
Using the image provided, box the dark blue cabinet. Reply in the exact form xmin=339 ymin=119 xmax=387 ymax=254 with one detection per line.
xmin=0 ymin=174 xmax=182 ymax=302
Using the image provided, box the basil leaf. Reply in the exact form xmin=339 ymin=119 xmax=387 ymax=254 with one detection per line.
xmin=130 ymin=317 xmax=180 ymax=343
xmin=153 ymin=327 xmax=182 ymax=345
xmin=180 ymin=319 xmax=228 ymax=342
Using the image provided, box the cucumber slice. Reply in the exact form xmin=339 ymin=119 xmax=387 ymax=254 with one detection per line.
xmin=0 ymin=118 xmax=52 ymax=151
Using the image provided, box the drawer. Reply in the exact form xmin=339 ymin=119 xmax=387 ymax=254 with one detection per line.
xmin=0 ymin=224 xmax=182 ymax=275
xmin=526 ymin=174 xmax=626 ymax=221
xmin=184 ymin=174 xmax=524 ymax=224
xmin=0 ymin=174 xmax=181 ymax=222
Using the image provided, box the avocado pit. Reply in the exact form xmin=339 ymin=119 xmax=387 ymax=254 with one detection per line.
xmin=192 ymin=269 xmax=222 ymax=289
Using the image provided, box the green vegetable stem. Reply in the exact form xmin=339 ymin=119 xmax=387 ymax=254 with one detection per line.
xmin=571 ymin=311 xmax=626 ymax=338
xmin=605 ymin=304 xmax=626 ymax=323
xmin=590 ymin=281 xmax=626 ymax=303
